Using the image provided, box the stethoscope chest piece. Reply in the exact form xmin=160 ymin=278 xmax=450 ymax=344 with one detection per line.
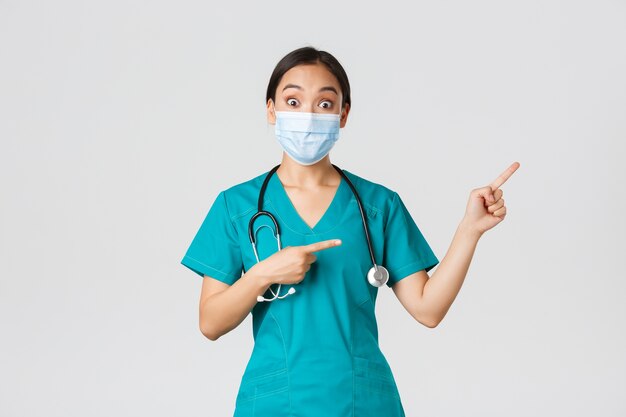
xmin=367 ymin=265 xmax=389 ymax=287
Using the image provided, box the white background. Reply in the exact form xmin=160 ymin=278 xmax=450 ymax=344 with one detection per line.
xmin=1 ymin=1 xmax=624 ymax=416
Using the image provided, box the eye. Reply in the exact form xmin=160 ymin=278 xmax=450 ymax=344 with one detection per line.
xmin=286 ymin=98 xmax=298 ymax=106
xmin=319 ymin=100 xmax=333 ymax=109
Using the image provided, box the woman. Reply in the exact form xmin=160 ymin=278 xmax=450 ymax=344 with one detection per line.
xmin=181 ymin=46 xmax=519 ymax=417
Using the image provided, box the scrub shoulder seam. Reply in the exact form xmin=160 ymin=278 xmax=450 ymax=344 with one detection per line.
xmin=181 ymin=255 xmax=240 ymax=282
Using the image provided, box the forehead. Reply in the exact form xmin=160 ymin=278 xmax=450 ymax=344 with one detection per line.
xmin=277 ymin=63 xmax=340 ymax=91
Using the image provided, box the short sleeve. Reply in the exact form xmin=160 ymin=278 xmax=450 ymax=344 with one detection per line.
xmin=180 ymin=191 xmax=244 ymax=285
xmin=382 ymin=191 xmax=439 ymax=287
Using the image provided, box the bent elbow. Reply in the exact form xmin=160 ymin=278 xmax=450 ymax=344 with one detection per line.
xmin=199 ymin=322 xmax=220 ymax=341
xmin=421 ymin=320 xmax=438 ymax=329
xmin=204 ymin=330 xmax=220 ymax=341
xmin=416 ymin=314 xmax=440 ymax=329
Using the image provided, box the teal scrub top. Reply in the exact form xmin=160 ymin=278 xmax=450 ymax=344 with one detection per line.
xmin=181 ymin=168 xmax=439 ymax=417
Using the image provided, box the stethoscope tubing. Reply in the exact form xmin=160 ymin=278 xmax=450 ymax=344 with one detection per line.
xmin=249 ymin=164 xmax=387 ymax=301
xmin=330 ymin=164 xmax=377 ymax=267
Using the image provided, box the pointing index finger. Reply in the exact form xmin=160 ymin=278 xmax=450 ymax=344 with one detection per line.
xmin=490 ymin=161 xmax=520 ymax=191
xmin=302 ymin=239 xmax=342 ymax=253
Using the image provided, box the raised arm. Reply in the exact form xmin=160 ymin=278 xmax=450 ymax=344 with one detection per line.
xmin=391 ymin=222 xmax=480 ymax=328
xmin=392 ymin=162 xmax=520 ymax=328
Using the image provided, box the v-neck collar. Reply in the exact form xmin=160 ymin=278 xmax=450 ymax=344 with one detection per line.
xmin=266 ymin=168 xmax=351 ymax=236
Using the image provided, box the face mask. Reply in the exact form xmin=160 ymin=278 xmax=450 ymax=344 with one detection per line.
xmin=273 ymin=109 xmax=341 ymax=166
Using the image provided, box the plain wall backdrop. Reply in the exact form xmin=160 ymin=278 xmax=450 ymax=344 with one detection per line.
xmin=1 ymin=0 xmax=624 ymax=416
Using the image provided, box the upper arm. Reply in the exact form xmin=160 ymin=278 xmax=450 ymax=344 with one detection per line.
xmin=382 ymin=192 xmax=439 ymax=287
xmin=391 ymin=269 xmax=437 ymax=328
xmin=180 ymin=191 xmax=244 ymax=285
xmin=200 ymin=274 xmax=230 ymax=306
xmin=198 ymin=275 xmax=230 ymax=339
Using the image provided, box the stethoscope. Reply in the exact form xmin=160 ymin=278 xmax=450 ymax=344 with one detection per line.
xmin=249 ymin=164 xmax=389 ymax=303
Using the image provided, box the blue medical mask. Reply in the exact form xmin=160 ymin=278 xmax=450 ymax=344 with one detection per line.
xmin=274 ymin=109 xmax=341 ymax=166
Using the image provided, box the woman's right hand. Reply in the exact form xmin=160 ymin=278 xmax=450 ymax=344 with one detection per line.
xmin=249 ymin=239 xmax=342 ymax=286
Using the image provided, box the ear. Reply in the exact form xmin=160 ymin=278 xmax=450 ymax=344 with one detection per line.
xmin=266 ymin=99 xmax=277 ymax=124
xmin=339 ymin=103 xmax=350 ymax=128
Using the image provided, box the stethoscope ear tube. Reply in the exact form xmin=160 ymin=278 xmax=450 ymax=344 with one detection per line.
xmin=248 ymin=210 xmax=281 ymax=247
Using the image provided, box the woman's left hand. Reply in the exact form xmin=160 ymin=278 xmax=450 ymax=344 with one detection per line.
xmin=462 ymin=162 xmax=520 ymax=236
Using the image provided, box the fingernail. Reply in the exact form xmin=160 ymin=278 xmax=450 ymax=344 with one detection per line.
xmin=335 ymin=239 xmax=342 ymax=245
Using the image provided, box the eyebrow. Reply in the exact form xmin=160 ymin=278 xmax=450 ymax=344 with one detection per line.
xmin=282 ymin=83 xmax=338 ymax=95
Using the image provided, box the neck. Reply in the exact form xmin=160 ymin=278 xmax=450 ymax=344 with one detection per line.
xmin=276 ymin=153 xmax=340 ymax=188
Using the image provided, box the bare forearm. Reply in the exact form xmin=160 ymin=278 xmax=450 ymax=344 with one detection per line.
xmin=423 ymin=217 xmax=482 ymax=326
xmin=200 ymin=269 xmax=272 ymax=340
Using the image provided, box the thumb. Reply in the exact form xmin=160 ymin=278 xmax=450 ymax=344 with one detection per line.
xmin=475 ymin=186 xmax=495 ymax=204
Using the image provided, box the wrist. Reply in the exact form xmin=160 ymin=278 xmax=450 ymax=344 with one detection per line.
xmin=458 ymin=217 xmax=483 ymax=240
xmin=247 ymin=265 xmax=273 ymax=289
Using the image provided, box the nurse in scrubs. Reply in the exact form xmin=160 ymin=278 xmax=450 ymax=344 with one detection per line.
xmin=181 ymin=46 xmax=519 ymax=417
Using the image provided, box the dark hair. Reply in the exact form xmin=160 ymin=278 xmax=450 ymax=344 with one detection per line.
xmin=265 ymin=46 xmax=351 ymax=110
